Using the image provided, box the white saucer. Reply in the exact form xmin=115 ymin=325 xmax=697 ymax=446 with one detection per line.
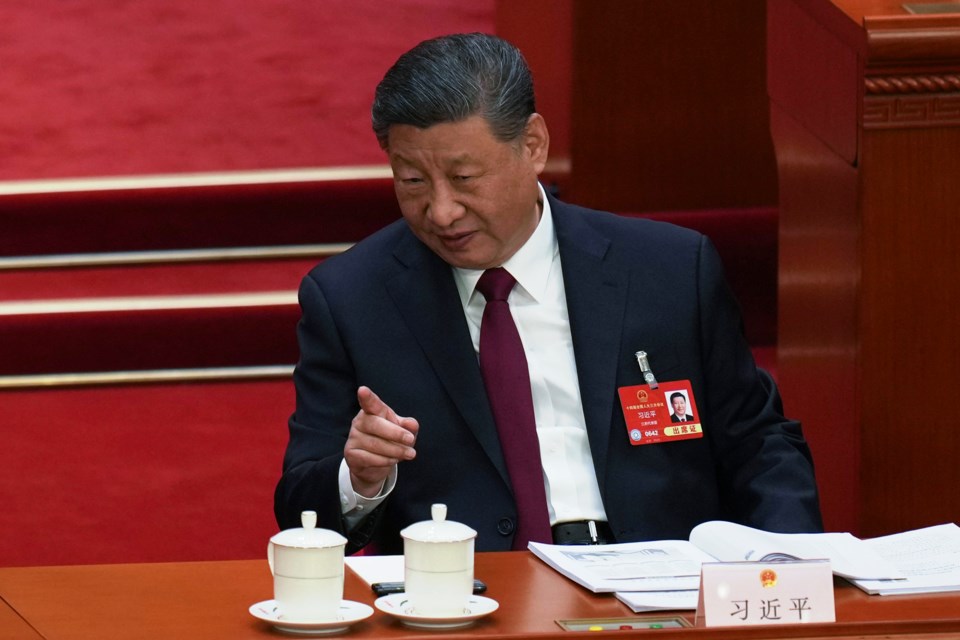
xmin=249 ymin=599 xmax=373 ymax=635
xmin=373 ymin=593 xmax=499 ymax=629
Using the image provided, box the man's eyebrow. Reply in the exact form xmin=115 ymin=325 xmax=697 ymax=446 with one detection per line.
xmin=446 ymin=154 xmax=475 ymax=167
xmin=390 ymin=152 xmax=473 ymax=164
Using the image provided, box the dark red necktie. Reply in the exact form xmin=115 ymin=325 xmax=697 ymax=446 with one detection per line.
xmin=476 ymin=267 xmax=552 ymax=549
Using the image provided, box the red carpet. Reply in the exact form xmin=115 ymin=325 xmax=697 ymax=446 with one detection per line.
xmin=2 ymin=1 xmax=494 ymax=180
xmin=0 ymin=380 xmax=293 ymax=567
xmin=1 ymin=305 xmax=300 ymax=376
xmin=2 ymin=179 xmax=400 ymax=256
xmin=1 ymin=1 xmax=494 ymax=567
xmin=1 ymin=257 xmax=317 ymax=301
xmin=1 ymin=2 xmax=784 ymax=569
xmin=0 ymin=256 xmax=319 ymax=374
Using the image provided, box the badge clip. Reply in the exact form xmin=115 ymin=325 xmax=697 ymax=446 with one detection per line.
xmin=635 ymin=351 xmax=658 ymax=389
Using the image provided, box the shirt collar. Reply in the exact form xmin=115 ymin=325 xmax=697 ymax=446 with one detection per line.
xmin=453 ymin=183 xmax=557 ymax=307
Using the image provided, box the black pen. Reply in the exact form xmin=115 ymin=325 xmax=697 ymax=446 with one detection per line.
xmin=372 ymin=579 xmax=487 ymax=597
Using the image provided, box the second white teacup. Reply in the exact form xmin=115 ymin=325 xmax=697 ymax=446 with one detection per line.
xmin=401 ymin=504 xmax=477 ymax=617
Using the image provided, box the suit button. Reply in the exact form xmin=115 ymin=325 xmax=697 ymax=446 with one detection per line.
xmin=497 ymin=518 xmax=515 ymax=536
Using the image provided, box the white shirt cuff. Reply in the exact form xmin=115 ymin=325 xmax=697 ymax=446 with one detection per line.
xmin=338 ymin=458 xmax=397 ymax=516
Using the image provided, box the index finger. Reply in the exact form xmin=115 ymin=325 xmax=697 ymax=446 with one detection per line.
xmin=357 ymin=385 xmax=392 ymax=419
xmin=356 ymin=386 xmax=418 ymax=441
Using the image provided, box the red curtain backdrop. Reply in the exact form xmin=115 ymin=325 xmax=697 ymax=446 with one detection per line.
xmin=0 ymin=380 xmax=293 ymax=566
xmin=1 ymin=0 xmax=494 ymax=181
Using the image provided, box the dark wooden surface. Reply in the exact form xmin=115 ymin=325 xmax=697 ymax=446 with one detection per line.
xmin=2 ymin=553 xmax=960 ymax=639
xmin=508 ymin=0 xmax=779 ymax=212
xmin=769 ymin=0 xmax=960 ymax=537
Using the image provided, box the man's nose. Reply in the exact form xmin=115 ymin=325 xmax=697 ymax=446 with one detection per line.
xmin=426 ymin=182 xmax=465 ymax=226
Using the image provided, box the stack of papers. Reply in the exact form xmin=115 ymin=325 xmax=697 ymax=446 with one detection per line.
xmin=847 ymin=523 xmax=960 ymax=595
xmin=688 ymin=520 xmax=902 ymax=580
xmin=527 ymin=539 xmax=711 ymax=611
xmin=344 ymin=520 xmax=960 ymax=611
xmin=528 ymin=539 xmax=713 ymax=593
xmin=529 ymin=520 xmax=910 ymax=612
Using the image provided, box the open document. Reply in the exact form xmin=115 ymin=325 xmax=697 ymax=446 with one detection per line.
xmin=528 ymin=539 xmax=713 ymax=593
xmin=847 ymin=523 xmax=960 ymax=595
xmin=615 ymin=588 xmax=699 ymax=613
xmin=530 ymin=520 xmax=902 ymax=592
xmin=529 ymin=520 xmax=907 ymax=612
xmin=688 ymin=520 xmax=902 ymax=581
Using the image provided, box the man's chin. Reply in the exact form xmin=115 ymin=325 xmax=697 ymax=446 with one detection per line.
xmin=431 ymin=245 xmax=496 ymax=271
xmin=443 ymin=255 xmax=493 ymax=271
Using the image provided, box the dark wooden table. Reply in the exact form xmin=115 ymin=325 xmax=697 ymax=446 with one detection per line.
xmin=2 ymin=552 xmax=960 ymax=639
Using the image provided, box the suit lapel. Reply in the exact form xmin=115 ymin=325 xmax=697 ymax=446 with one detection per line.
xmin=553 ymin=200 xmax=629 ymax=496
xmin=381 ymin=202 xmax=632 ymax=495
xmin=385 ymin=231 xmax=510 ymax=485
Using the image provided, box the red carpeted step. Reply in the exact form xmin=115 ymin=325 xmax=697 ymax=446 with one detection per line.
xmin=0 ymin=255 xmax=324 ymax=375
xmin=1 ymin=206 xmax=780 ymax=376
xmin=0 ymin=177 xmax=400 ymax=256
xmin=1 ymin=304 xmax=299 ymax=376
xmin=0 ymin=255 xmax=320 ymax=300
xmin=0 ymin=379 xmax=292 ymax=566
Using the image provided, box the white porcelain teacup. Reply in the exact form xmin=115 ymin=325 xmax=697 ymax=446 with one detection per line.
xmin=401 ymin=504 xmax=477 ymax=617
xmin=268 ymin=511 xmax=347 ymax=621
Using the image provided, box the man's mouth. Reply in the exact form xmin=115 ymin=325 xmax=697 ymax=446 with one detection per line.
xmin=437 ymin=231 xmax=475 ymax=250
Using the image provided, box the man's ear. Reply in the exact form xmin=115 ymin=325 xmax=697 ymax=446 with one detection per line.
xmin=523 ymin=113 xmax=550 ymax=175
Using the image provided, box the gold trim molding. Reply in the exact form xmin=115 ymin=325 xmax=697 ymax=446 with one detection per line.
xmin=0 ymin=291 xmax=298 ymax=317
xmin=0 ymin=166 xmax=393 ymax=196
xmin=0 ymin=243 xmax=351 ymax=271
xmin=0 ymin=365 xmax=294 ymax=390
xmin=863 ymin=93 xmax=960 ymax=129
xmin=866 ymin=74 xmax=960 ymax=94
xmin=0 ymin=160 xmax=572 ymax=197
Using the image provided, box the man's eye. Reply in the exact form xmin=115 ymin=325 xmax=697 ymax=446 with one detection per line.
xmin=400 ymin=177 xmax=424 ymax=185
xmin=453 ymin=175 xmax=472 ymax=182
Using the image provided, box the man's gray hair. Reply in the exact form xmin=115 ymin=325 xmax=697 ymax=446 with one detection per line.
xmin=371 ymin=33 xmax=535 ymax=149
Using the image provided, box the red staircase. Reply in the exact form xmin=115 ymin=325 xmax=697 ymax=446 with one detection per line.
xmin=0 ymin=172 xmax=779 ymax=567
xmin=0 ymin=172 xmax=399 ymax=566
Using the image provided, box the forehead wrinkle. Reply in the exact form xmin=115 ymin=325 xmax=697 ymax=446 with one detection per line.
xmin=391 ymin=148 xmax=477 ymax=171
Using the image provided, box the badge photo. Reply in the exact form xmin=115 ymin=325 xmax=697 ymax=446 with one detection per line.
xmin=618 ymin=380 xmax=703 ymax=446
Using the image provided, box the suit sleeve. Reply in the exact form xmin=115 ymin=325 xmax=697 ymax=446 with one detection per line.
xmin=273 ymin=273 xmax=383 ymax=552
xmin=695 ymin=236 xmax=823 ymax=533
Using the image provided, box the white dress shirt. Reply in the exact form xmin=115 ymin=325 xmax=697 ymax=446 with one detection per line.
xmin=340 ymin=185 xmax=607 ymax=527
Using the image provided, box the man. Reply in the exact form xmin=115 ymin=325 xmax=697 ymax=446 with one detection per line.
xmin=670 ymin=392 xmax=695 ymax=423
xmin=275 ymin=33 xmax=822 ymax=554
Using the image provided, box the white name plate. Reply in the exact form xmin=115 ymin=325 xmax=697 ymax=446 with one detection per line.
xmin=696 ymin=560 xmax=835 ymax=627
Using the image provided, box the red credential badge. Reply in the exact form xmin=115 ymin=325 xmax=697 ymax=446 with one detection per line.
xmin=618 ymin=380 xmax=703 ymax=446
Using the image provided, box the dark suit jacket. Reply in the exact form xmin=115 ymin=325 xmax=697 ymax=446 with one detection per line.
xmin=274 ymin=194 xmax=822 ymax=553
xmin=671 ymin=414 xmax=695 ymax=423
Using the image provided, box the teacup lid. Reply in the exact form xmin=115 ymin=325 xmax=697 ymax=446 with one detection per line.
xmin=269 ymin=511 xmax=347 ymax=549
xmin=401 ymin=504 xmax=477 ymax=543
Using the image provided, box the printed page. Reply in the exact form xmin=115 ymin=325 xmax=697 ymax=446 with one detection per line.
xmin=689 ymin=520 xmax=901 ymax=580
xmin=528 ymin=540 xmax=714 ymax=592
xmin=615 ymin=589 xmax=698 ymax=612
xmin=852 ymin=523 xmax=960 ymax=595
